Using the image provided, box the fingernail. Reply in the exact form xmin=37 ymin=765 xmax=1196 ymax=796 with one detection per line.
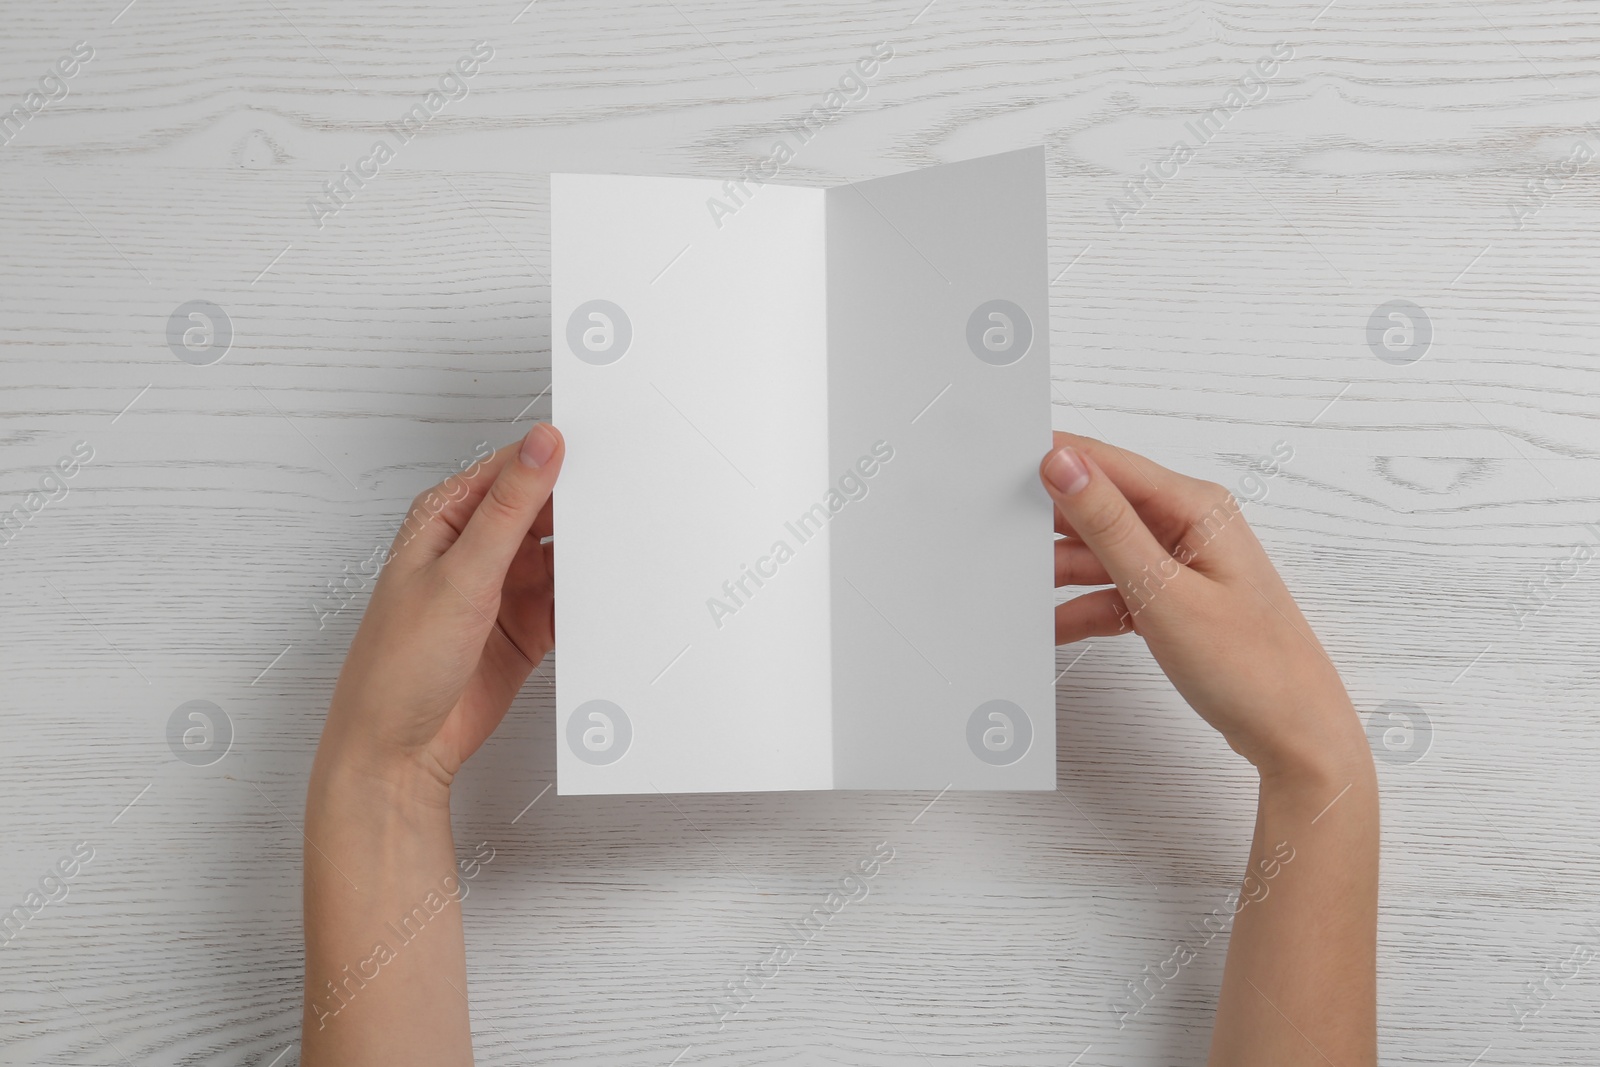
xmin=1043 ymin=447 xmax=1091 ymax=495
xmin=519 ymin=423 xmax=557 ymax=468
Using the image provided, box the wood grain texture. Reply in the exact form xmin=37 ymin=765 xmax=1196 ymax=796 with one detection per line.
xmin=3 ymin=0 xmax=1599 ymax=1063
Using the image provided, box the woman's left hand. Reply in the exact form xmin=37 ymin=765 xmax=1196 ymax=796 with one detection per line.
xmin=316 ymin=422 xmax=565 ymax=796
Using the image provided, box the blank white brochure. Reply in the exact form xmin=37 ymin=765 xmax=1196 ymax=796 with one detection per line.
xmin=552 ymin=146 xmax=1054 ymax=794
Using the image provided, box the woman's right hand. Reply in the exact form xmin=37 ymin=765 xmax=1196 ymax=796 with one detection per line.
xmin=1038 ymin=432 xmax=1371 ymax=787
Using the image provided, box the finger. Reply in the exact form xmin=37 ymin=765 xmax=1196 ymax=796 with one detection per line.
xmin=1041 ymin=446 xmax=1179 ymax=589
xmin=1051 ymin=431 xmax=1191 ymax=508
xmin=1050 ymin=431 xmax=1222 ymax=541
xmin=388 ymin=441 xmax=519 ymax=565
xmin=477 ymin=494 xmax=556 ymax=573
xmin=446 ymin=424 xmax=564 ymax=593
xmin=497 ymin=519 xmax=556 ymax=662
xmin=531 ymin=495 xmax=554 ymax=542
xmin=1055 ymin=588 xmax=1134 ymax=644
xmin=1055 ymin=538 xmax=1112 ymax=586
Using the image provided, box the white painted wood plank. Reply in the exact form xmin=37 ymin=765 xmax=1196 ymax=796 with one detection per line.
xmin=3 ymin=1 xmax=1599 ymax=1064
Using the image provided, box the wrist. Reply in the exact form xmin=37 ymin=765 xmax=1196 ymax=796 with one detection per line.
xmin=1243 ymin=689 xmax=1372 ymax=783
xmin=309 ymin=718 xmax=454 ymax=823
xmin=1256 ymin=720 xmax=1377 ymax=815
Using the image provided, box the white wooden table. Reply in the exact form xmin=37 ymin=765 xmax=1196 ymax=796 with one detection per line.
xmin=3 ymin=1 xmax=1598 ymax=1063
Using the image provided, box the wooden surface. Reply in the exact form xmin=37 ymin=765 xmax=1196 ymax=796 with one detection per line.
xmin=3 ymin=0 xmax=1598 ymax=1063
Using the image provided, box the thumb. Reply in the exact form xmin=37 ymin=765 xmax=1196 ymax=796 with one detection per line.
xmin=1041 ymin=444 xmax=1178 ymax=595
xmin=446 ymin=423 xmax=564 ymax=592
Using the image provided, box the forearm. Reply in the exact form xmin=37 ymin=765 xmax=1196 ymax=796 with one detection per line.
xmin=1208 ymin=728 xmax=1379 ymax=1066
xmin=301 ymin=754 xmax=473 ymax=1067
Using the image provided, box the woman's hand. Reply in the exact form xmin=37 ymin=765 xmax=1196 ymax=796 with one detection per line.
xmin=1040 ymin=430 xmax=1367 ymax=786
xmin=302 ymin=423 xmax=563 ymax=1067
xmin=317 ymin=422 xmax=564 ymax=798
xmin=1042 ymin=432 xmax=1378 ymax=1067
